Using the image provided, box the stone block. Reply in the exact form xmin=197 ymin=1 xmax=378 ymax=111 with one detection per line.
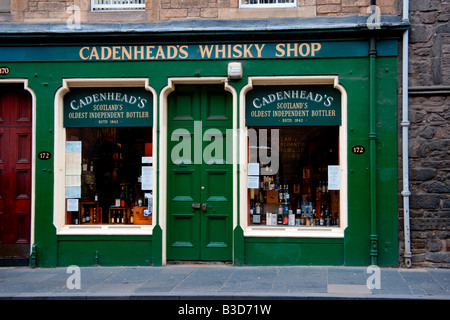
xmin=160 ymin=8 xmax=188 ymax=19
xmin=409 ymin=138 xmax=429 ymax=158
xmin=427 ymin=238 xmax=443 ymax=252
xmin=418 ymin=126 xmax=437 ymax=139
xmin=425 ymin=181 xmax=450 ymax=194
xmin=443 ymin=200 xmax=450 ymax=209
xmin=426 ymin=252 xmax=450 ymax=263
xmin=317 ymin=0 xmax=341 ymax=4
xmin=317 ymin=4 xmax=341 ymax=14
xmin=342 ymin=0 xmax=369 ymax=6
xmin=217 ymin=0 xmax=231 ymax=8
xmin=410 ymin=168 xmax=437 ymax=181
xmin=410 ymin=25 xmax=435 ymax=43
xmin=170 ymin=0 xmax=210 ymax=9
xmin=410 ymin=194 xmax=440 ymax=210
xmin=187 ymin=8 xmax=200 ymax=17
xmin=201 ymin=8 xmax=218 ymax=18
xmin=410 ymin=0 xmax=441 ymax=12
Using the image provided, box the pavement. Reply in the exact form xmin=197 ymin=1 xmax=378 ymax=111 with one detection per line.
xmin=0 ymin=264 xmax=450 ymax=301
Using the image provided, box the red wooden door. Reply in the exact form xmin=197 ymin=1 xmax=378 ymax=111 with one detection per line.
xmin=0 ymin=85 xmax=32 ymax=258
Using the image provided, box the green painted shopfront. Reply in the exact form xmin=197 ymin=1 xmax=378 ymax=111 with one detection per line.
xmin=0 ymin=18 xmax=408 ymax=267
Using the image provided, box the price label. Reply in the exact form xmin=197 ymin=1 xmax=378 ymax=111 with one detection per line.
xmin=38 ymin=151 xmax=52 ymax=160
xmin=352 ymin=146 xmax=366 ymax=154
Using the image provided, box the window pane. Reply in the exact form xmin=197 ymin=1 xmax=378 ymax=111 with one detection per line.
xmin=65 ymin=127 xmax=153 ymax=225
xmin=247 ymin=126 xmax=340 ymax=228
xmin=91 ymin=0 xmax=145 ymax=11
xmin=241 ymin=0 xmax=296 ymax=5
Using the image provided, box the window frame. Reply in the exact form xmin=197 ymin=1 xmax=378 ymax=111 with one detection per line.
xmin=240 ymin=76 xmax=347 ymax=238
xmin=239 ymin=0 xmax=297 ymax=9
xmin=54 ymin=78 xmax=157 ymax=236
xmin=91 ymin=0 xmax=146 ymax=12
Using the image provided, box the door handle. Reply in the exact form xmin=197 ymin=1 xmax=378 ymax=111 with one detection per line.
xmin=202 ymin=204 xmax=216 ymax=213
xmin=192 ymin=203 xmax=201 ymax=211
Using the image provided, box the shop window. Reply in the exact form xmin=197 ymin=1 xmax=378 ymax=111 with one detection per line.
xmin=245 ymin=82 xmax=343 ymax=231
xmin=91 ymin=0 xmax=146 ymax=11
xmin=240 ymin=0 xmax=296 ymax=8
xmin=65 ymin=127 xmax=153 ymax=225
xmin=62 ymin=86 xmax=154 ymax=227
xmin=247 ymin=126 xmax=340 ymax=228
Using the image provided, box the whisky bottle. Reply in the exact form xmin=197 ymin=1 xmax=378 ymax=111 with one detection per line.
xmin=314 ymin=209 xmax=319 ymax=225
xmin=283 ymin=202 xmax=289 ymax=225
xmin=255 ymin=201 xmax=261 ymax=214
xmin=253 ymin=211 xmax=261 ymax=224
xmin=86 ymin=208 xmax=91 ymax=223
xmin=72 ymin=212 xmax=79 ymax=225
xmin=120 ymin=187 xmax=126 ymax=207
xmin=288 ymin=209 xmax=295 ymax=226
xmin=325 ymin=207 xmax=331 ymax=226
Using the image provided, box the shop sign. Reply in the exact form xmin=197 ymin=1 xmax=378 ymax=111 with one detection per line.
xmin=246 ymin=85 xmax=341 ymax=126
xmin=0 ymin=40 xmax=398 ymax=62
xmin=64 ymin=88 xmax=153 ymax=127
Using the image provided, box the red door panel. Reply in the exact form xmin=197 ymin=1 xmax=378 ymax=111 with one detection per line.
xmin=0 ymin=85 xmax=32 ymax=256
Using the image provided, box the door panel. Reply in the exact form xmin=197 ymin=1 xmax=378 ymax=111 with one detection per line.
xmin=0 ymin=86 xmax=32 ymax=257
xmin=200 ymin=167 xmax=232 ymax=260
xmin=167 ymin=164 xmax=201 ymax=260
xmin=167 ymin=85 xmax=232 ymax=261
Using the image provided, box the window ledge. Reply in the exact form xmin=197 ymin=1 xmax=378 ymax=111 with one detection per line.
xmin=57 ymin=224 xmax=153 ymax=236
xmin=244 ymin=226 xmax=344 ymax=238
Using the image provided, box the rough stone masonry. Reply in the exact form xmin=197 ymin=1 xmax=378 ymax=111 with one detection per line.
xmin=400 ymin=0 xmax=450 ymax=268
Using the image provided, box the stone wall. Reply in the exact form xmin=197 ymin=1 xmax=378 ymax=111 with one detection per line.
xmin=399 ymin=0 xmax=450 ymax=268
xmin=0 ymin=0 xmax=401 ymax=24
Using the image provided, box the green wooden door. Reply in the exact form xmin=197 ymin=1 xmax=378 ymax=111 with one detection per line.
xmin=167 ymin=85 xmax=233 ymax=261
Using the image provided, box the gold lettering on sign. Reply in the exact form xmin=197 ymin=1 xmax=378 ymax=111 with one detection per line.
xmin=79 ymin=45 xmax=190 ymax=61
xmin=78 ymin=43 xmax=322 ymax=61
xmin=275 ymin=43 xmax=321 ymax=58
xmin=0 ymin=66 xmax=10 ymax=75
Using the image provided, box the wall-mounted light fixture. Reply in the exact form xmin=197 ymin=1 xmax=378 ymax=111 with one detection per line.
xmin=227 ymin=62 xmax=242 ymax=80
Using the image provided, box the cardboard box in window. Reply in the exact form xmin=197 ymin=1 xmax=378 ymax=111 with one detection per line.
xmin=266 ymin=190 xmax=278 ymax=204
xmin=132 ymin=206 xmax=152 ymax=224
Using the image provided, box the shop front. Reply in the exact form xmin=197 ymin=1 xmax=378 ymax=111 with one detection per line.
xmin=0 ymin=28 xmax=401 ymax=267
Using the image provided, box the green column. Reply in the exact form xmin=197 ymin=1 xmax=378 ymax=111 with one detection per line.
xmin=369 ymin=37 xmax=378 ymax=265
